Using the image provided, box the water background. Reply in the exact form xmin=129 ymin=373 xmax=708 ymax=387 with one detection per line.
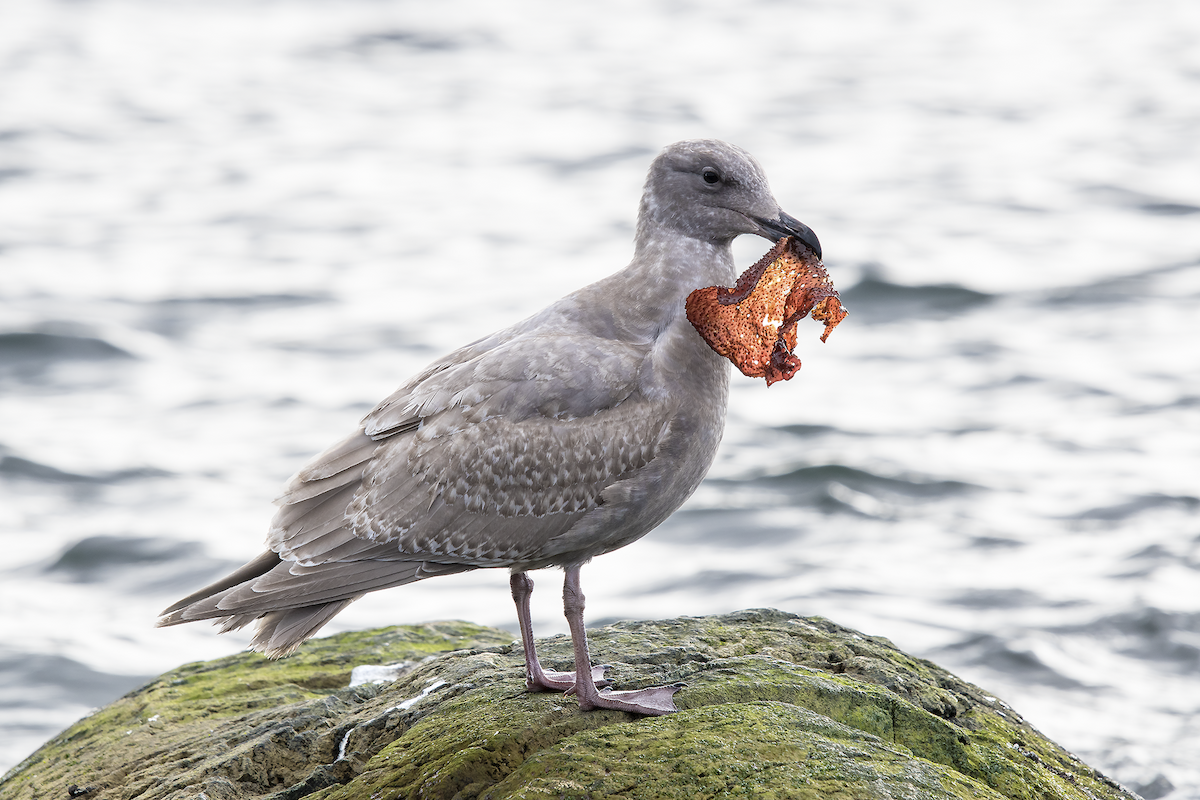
xmin=2 ymin=1 xmax=1198 ymax=796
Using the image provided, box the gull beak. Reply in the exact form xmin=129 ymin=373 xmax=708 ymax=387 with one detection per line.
xmin=753 ymin=211 xmax=823 ymax=260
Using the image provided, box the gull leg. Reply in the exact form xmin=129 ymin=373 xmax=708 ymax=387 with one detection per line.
xmin=562 ymin=565 xmax=683 ymax=715
xmin=510 ymin=571 xmax=608 ymax=692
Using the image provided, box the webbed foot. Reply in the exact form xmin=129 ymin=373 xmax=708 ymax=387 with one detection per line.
xmin=574 ymin=682 xmax=685 ymax=716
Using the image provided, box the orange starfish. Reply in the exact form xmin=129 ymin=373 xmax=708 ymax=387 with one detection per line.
xmin=685 ymin=236 xmax=847 ymax=386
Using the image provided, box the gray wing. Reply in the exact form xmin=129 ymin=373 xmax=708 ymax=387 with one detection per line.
xmin=158 ymin=318 xmax=678 ymax=656
xmin=266 ymin=328 xmax=674 ymax=573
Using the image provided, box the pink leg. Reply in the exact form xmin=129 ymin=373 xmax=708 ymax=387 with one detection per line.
xmin=562 ymin=564 xmax=683 ymax=715
xmin=510 ymin=571 xmax=608 ymax=692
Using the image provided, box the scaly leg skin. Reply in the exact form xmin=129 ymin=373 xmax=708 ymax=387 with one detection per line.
xmin=561 ymin=565 xmax=684 ymax=716
xmin=510 ymin=571 xmax=609 ymax=692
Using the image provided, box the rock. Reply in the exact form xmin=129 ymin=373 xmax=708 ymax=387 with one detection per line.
xmin=0 ymin=610 xmax=1137 ymax=800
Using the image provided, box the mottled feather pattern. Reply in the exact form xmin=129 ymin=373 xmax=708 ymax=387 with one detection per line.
xmin=255 ymin=320 xmax=675 ymax=572
xmin=410 ymin=407 xmax=665 ymax=517
xmin=265 ymin=320 xmax=668 ymax=567
xmin=345 ymin=399 xmax=669 ymax=564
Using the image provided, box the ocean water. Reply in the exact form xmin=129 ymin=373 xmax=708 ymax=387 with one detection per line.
xmin=1 ymin=0 xmax=1198 ymax=795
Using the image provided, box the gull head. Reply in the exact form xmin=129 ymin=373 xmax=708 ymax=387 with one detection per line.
xmin=636 ymin=139 xmax=821 ymax=259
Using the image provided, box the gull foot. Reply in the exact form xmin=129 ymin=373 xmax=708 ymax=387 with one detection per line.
xmin=528 ymin=664 xmax=611 ymax=693
xmin=576 ymin=682 xmax=685 ymax=716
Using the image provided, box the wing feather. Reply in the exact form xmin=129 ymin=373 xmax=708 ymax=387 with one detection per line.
xmin=347 ymin=397 xmax=671 ymax=564
xmin=272 ymin=482 xmax=358 ymax=538
xmin=171 ymin=323 xmax=672 ymax=636
xmin=206 ymin=560 xmax=425 ymax=616
xmin=280 ymin=461 xmax=369 ymax=505
xmin=251 ymin=600 xmax=357 ymax=657
xmin=292 ymin=430 xmax=379 ymax=483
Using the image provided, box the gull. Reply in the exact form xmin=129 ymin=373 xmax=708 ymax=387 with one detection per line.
xmin=158 ymin=139 xmax=822 ymax=715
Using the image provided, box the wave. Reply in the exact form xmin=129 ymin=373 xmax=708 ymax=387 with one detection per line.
xmin=0 ymin=651 xmax=150 ymax=710
xmin=1054 ymin=607 xmax=1200 ymax=672
xmin=136 ymin=293 xmax=330 ymax=338
xmin=945 ymin=588 xmax=1050 ymax=610
xmin=0 ymin=331 xmax=133 ymax=365
xmin=755 ymin=463 xmax=974 ymax=497
xmin=341 ymin=29 xmax=467 ymax=54
xmin=935 ymin=633 xmax=1089 ymax=689
xmin=1068 ymin=493 xmax=1199 ymax=522
xmin=773 ymin=423 xmax=857 ymax=438
xmin=1040 ymin=258 xmax=1200 ymax=306
xmin=1082 ymin=184 xmax=1200 ymax=217
xmin=40 ymin=535 xmax=239 ymax=594
xmin=150 ymin=293 xmax=329 ymax=308
xmin=702 ymin=464 xmax=978 ymax=519
xmin=0 ymin=166 xmax=31 ymax=184
xmin=653 ymin=507 xmax=807 ymax=548
xmin=635 ymin=568 xmax=775 ymax=596
xmin=526 ymin=146 xmax=657 ymax=176
xmin=838 ymin=274 xmax=994 ymax=324
xmin=44 ymin=535 xmax=198 ymax=576
xmin=0 ymin=455 xmax=169 ymax=485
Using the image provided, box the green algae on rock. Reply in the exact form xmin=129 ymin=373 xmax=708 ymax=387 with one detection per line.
xmin=0 ymin=610 xmax=1136 ymax=800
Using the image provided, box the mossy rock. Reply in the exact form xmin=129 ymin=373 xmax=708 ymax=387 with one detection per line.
xmin=0 ymin=610 xmax=1137 ymax=800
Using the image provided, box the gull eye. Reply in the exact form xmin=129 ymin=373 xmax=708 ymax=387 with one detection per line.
xmin=702 ymin=167 xmax=721 ymax=185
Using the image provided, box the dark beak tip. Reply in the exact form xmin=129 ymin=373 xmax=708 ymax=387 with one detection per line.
xmin=756 ymin=212 xmax=823 ymax=260
xmin=782 ymin=219 xmax=823 ymax=261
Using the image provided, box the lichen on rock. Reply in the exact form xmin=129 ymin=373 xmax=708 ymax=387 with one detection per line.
xmin=0 ymin=610 xmax=1137 ymax=800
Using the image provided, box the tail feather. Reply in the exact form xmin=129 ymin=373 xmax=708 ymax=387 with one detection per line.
xmin=157 ymin=548 xmax=474 ymax=659
xmin=158 ymin=550 xmax=282 ymax=618
xmin=249 ymin=600 xmax=358 ymax=658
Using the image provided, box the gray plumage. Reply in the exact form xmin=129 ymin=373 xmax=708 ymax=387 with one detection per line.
xmin=159 ymin=139 xmax=821 ymax=714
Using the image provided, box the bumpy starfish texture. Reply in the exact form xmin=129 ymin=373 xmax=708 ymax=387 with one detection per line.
xmin=685 ymin=236 xmax=847 ymax=386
